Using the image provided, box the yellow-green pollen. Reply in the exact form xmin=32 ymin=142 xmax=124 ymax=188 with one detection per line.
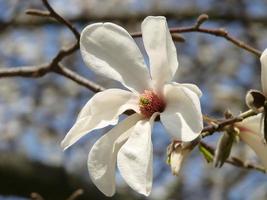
xmin=139 ymin=97 xmax=150 ymax=106
xmin=139 ymin=90 xmax=165 ymax=118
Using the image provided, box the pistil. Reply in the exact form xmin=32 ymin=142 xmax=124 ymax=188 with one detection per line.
xmin=139 ymin=90 xmax=165 ymax=118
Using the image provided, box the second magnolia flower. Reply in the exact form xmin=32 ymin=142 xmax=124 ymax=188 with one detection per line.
xmin=61 ymin=16 xmax=203 ymax=196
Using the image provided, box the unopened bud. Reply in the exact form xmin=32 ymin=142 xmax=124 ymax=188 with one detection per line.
xmin=171 ymin=34 xmax=185 ymax=43
xmin=214 ymin=128 xmax=237 ymax=168
xmin=195 ymin=14 xmax=209 ymax=28
xmin=246 ymin=89 xmax=266 ymax=111
xmin=167 ymin=141 xmax=191 ymax=176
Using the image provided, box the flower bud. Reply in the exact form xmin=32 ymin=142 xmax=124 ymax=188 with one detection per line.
xmin=167 ymin=141 xmax=191 ymax=176
xmin=245 ymin=89 xmax=266 ymax=111
xmin=213 ymin=127 xmax=239 ymax=168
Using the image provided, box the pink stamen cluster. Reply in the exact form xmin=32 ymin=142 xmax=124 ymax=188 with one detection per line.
xmin=139 ymin=90 xmax=165 ymax=118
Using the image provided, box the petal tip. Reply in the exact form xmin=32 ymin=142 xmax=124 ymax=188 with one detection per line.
xmin=140 ymin=190 xmax=151 ymax=197
xmin=260 ymin=48 xmax=267 ymax=62
xmin=144 ymin=15 xmax=166 ymax=20
xmin=142 ymin=16 xmax=167 ymax=27
xmin=102 ymin=189 xmax=116 ymax=197
xmin=60 ymin=139 xmax=69 ymax=151
xmin=80 ymin=23 xmax=103 ymax=37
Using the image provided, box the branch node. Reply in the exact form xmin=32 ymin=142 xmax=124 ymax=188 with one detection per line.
xmin=218 ymin=28 xmax=228 ymax=36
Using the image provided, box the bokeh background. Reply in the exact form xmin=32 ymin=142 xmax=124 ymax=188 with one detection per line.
xmin=1 ymin=0 xmax=267 ymax=199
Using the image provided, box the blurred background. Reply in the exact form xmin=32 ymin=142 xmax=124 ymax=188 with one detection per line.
xmin=1 ymin=0 xmax=267 ymax=199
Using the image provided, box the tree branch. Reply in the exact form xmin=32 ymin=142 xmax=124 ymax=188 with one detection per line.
xmin=201 ymin=109 xmax=258 ymax=138
xmin=0 ymin=64 xmax=49 ymax=78
xmin=0 ymin=0 xmax=105 ymax=93
xmin=131 ymin=14 xmax=261 ymax=57
xmin=26 ymin=0 xmax=80 ymax=41
xmin=0 ymin=64 xmax=104 ymax=93
xmin=200 ymin=141 xmax=266 ymax=173
xmin=55 ymin=64 xmax=105 ymax=93
xmin=6 ymin=9 xmax=267 ymax=28
xmin=0 ymin=12 xmax=261 ymax=93
xmin=0 ymin=5 xmax=260 ymax=134
xmin=0 ymin=0 xmax=107 ymax=94
xmin=25 ymin=0 xmax=80 ymax=65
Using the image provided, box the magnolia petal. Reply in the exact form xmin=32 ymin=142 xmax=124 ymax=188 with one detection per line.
xmin=180 ymin=83 xmax=202 ymax=97
xmin=80 ymin=23 xmax=151 ymax=93
xmin=260 ymin=48 xmax=267 ymax=95
xmin=61 ymin=89 xmax=139 ymax=150
xmin=161 ymin=84 xmax=203 ymax=142
xmin=237 ymin=113 xmax=262 ymax=133
xmin=170 ymin=82 xmax=202 ymax=97
xmin=117 ymin=113 xmax=158 ymax=196
xmin=170 ymin=147 xmax=190 ymax=176
xmin=142 ymin=16 xmax=178 ymax=88
xmin=238 ymin=114 xmax=267 ymax=170
xmin=88 ymin=113 xmax=142 ymax=196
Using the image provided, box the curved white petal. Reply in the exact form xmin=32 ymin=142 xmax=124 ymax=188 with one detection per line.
xmin=237 ymin=114 xmax=267 ymax=171
xmin=180 ymin=83 xmax=202 ymax=97
xmin=80 ymin=23 xmax=151 ymax=93
xmin=61 ymin=89 xmax=139 ymax=150
xmin=260 ymin=48 xmax=267 ymax=95
xmin=170 ymin=147 xmax=190 ymax=176
xmin=142 ymin=16 xmax=178 ymax=88
xmin=117 ymin=113 xmax=158 ymax=196
xmin=237 ymin=113 xmax=262 ymax=133
xmin=170 ymin=82 xmax=202 ymax=97
xmin=160 ymin=84 xmax=203 ymax=142
xmin=88 ymin=113 xmax=142 ymax=196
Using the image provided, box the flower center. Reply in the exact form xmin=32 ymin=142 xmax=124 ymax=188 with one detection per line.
xmin=139 ymin=90 xmax=165 ymax=118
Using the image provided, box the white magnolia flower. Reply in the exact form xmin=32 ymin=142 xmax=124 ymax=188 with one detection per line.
xmin=237 ymin=48 xmax=267 ymax=171
xmin=237 ymin=114 xmax=267 ymax=170
xmin=61 ymin=16 xmax=203 ymax=196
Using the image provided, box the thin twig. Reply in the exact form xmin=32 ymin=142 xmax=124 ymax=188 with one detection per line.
xmin=200 ymin=141 xmax=266 ymax=173
xmin=26 ymin=0 xmax=80 ymax=65
xmin=0 ymin=64 xmax=49 ymax=78
xmin=0 ymin=64 xmax=104 ymax=92
xmin=11 ymin=0 xmax=105 ymax=92
xmin=131 ymin=14 xmax=261 ymax=57
xmin=40 ymin=0 xmax=80 ymax=65
xmin=40 ymin=0 xmax=80 ymax=40
xmin=1 ymin=11 xmax=261 ymax=93
xmin=25 ymin=9 xmax=50 ymax=17
xmin=56 ymin=64 xmax=105 ymax=93
xmin=201 ymin=109 xmax=258 ymax=137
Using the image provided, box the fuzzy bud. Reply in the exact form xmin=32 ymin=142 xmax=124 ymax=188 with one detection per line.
xmin=213 ymin=127 xmax=239 ymax=168
xmin=167 ymin=141 xmax=191 ymax=176
xmin=246 ymin=89 xmax=266 ymax=111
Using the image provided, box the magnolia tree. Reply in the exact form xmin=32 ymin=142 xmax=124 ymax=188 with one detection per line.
xmin=1 ymin=0 xmax=267 ymax=199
